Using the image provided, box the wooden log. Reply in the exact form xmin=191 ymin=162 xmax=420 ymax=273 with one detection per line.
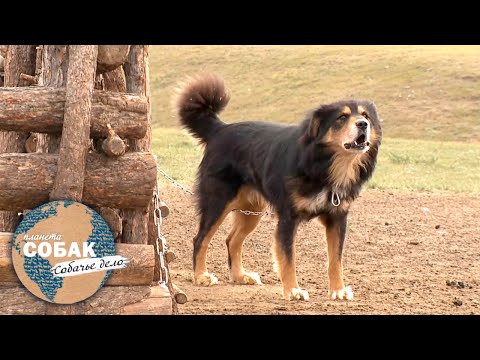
xmin=164 ymin=249 xmax=176 ymax=264
xmin=106 ymin=243 xmax=155 ymax=286
xmin=0 ymin=55 xmax=4 ymax=72
xmin=97 ymin=45 xmax=131 ymax=74
xmin=103 ymin=66 xmax=127 ymax=92
xmin=0 ymin=285 xmax=171 ymax=315
xmin=121 ymin=45 xmax=151 ymax=246
xmin=1 ymin=235 xmax=155 ymax=287
xmin=99 ymin=64 xmax=127 ymax=246
xmin=172 ymin=283 xmax=188 ymax=304
xmin=19 ymin=73 xmax=37 ymax=85
xmin=0 ymin=45 xmax=37 ymax=233
xmin=50 ymin=45 xmax=98 ymax=202
xmin=102 ymin=124 xmax=126 ymax=157
xmin=36 ymin=45 xmax=69 ymax=154
xmin=25 ymin=133 xmax=38 ymax=153
xmin=0 ymin=232 xmax=16 ymax=284
xmin=0 ymin=87 xmax=148 ymax=139
xmin=0 ymin=152 xmax=157 ymax=210
xmin=98 ymin=207 xmax=122 ymax=240
xmin=160 ymin=201 xmax=170 ymax=218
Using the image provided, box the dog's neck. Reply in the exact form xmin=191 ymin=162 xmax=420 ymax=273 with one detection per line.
xmin=328 ymin=152 xmax=369 ymax=198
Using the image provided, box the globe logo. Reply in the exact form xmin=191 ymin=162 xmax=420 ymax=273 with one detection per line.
xmin=11 ymin=201 xmax=125 ymax=304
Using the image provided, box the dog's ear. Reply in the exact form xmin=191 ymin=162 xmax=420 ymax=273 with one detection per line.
xmin=362 ymin=101 xmax=379 ymax=122
xmin=307 ymin=109 xmax=323 ymax=139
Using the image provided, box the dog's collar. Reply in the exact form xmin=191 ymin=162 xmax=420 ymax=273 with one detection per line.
xmin=331 ymin=191 xmax=341 ymax=207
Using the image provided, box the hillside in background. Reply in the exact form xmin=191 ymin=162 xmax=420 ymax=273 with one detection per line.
xmin=150 ymin=45 xmax=480 ymax=143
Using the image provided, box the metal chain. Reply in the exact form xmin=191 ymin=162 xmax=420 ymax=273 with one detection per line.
xmin=157 ymin=168 xmax=194 ymax=195
xmin=157 ymin=167 xmax=275 ymax=217
xmin=153 ymin=186 xmax=169 ymax=288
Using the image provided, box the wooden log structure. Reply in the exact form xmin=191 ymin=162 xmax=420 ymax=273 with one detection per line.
xmin=0 ymin=152 xmax=157 ymax=210
xmin=0 ymin=45 xmax=176 ymax=314
xmin=0 ymin=87 xmax=148 ymax=139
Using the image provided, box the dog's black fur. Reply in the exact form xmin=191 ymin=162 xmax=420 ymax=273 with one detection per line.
xmin=175 ymin=73 xmax=382 ymax=300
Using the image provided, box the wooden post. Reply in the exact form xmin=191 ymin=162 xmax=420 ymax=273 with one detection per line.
xmin=121 ymin=45 xmax=150 ymax=245
xmin=50 ymin=45 xmax=98 ymax=201
xmin=36 ymin=45 xmax=69 ymax=154
xmin=0 ymin=45 xmax=36 ymax=232
xmin=101 ymin=64 xmax=127 ymax=244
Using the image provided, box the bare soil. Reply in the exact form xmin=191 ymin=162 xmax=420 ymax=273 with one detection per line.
xmin=161 ymin=186 xmax=480 ymax=314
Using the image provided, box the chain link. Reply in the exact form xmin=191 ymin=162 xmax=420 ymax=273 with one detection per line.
xmin=157 ymin=168 xmax=194 ymax=195
xmin=157 ymin=167 xmax=275 ymax=217
xmin=153 ymin=186 xmax=169 ymax=288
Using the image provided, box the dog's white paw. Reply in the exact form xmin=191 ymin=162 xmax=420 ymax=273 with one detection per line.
xmin=195 ymin=272 xmax=218 ymax=287
xmin=285 ymin=288 xmax=310 ymax=301
xmin=329 ymin=286 xmax=354 ymax=300
xmin=233 ymin=272 xmax=262 ymax=285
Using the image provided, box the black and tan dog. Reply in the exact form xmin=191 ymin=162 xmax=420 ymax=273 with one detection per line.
xmin=174 ymin=74 xmax=381 ymax=301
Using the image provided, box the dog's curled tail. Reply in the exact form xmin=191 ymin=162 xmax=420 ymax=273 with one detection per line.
xmin=173 ymin=73 xmax=230 ymax=144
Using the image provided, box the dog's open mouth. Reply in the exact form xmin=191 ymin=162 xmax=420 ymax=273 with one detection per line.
xmin=344 ymin=134 xmax=370 ymax=150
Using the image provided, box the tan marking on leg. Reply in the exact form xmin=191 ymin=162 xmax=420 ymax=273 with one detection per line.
xmin=226 ymin=187 xmax=265 ymax=285
xmin=194 ymin=210 xmax=230 ymax=286
xmin=320 ymin=217 xmax=354 ymax=300
xmin=272 ymin=225 xmax=309 ymax=301
xmin=194 ymin=190 xmax=251 ymax=286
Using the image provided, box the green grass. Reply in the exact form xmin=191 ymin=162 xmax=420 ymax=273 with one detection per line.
xmin=150 ymin=45 xmax=480 ymax=143
xmin=153 ymin=128 xmax=480 ymax=193
xmin=149 ymin=46 xmax=480 ymax=193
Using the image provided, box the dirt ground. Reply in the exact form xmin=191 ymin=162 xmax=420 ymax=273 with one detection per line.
xmin=161 ymin=185 xmax=480 ymax=314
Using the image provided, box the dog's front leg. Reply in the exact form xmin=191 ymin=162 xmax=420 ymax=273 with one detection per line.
xmin=272 ymin=215 xmax=309 ymax=301
xmin=320 ymin=213 xmax=354 ymax=300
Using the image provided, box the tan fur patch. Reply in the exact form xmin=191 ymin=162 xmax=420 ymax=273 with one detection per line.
xmin=292 ymin=190 xmax=329 ymax=213
xmin=357 ymin=105 xmax=366 ymax=115
xmin=341 ymin=106 xmax=352 ymax=115
xmin=328 ymin=152 xmax=368 ymax=191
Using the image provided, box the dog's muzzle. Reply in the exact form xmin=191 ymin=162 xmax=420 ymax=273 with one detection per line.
xmin=344 ymin=118 xmax=370 ymax=152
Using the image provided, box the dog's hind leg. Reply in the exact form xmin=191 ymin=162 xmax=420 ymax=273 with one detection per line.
xmin=192 ymin=179 xmax=238 ymax=286
xmin=319 ymin=213 xmax=353 ymax=300
xmin=272 ymin=214 xmax=309 ymax=301
xmin=226 ymin=212 xmax=263 ymax=285
xmin=225 ymin=187 xmax=265 ymax=285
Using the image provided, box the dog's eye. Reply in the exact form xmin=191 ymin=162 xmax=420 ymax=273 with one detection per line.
xmin=337 ymin=114 xmax=348 ymax=121
xmin=362 ymin=112 xmax=369 ymax=119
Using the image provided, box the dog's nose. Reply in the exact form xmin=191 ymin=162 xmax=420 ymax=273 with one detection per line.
xmin=356 ymin=120 xmax=368 ymax=130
